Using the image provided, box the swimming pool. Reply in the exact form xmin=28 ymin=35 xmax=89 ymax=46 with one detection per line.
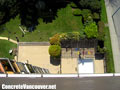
xmin=78 ymin=59 xmax=94 ymax=74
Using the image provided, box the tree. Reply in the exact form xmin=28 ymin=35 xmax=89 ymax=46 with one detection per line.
xmin=0 ymin=0 xmax=19 ymax=25
xmin=0 ymin=0 xmax=45 ymax=31
xmin=84 ymin=22 xmax=98 ymax=38
xmin=49 ymin=45 xmax=61 ymax=58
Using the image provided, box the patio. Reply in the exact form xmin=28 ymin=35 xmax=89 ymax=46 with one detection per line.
xmin=17 ymin=43 xmax=104 ymax=74
xmin=17 ymin=43 xmax=60 ymax=74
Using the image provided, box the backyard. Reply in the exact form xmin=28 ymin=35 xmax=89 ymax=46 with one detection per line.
xmin=0 ymin=5 xmax=83 ymax=42
xmin=0 ymin=0 xmax=115 ymax=73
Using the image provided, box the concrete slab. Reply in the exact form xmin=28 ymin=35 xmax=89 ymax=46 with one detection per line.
xmin=61 ymin=58 xmax=77 ymax=74
xmin=94 ymin=59 xmax=104 ymax=74
xmin=18 ymin=45 xmax=60 ymax=74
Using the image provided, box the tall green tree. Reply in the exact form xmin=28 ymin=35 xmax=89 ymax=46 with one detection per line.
xmin=0 ymin=0 xmax=19 ymax=25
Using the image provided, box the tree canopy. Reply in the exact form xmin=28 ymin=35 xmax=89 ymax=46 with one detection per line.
xmin=0 ymin=0 xmax=101 ymax=31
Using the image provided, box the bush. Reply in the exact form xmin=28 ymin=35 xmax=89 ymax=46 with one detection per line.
xmin=71 ymin=32 xmax=80 ymax=41
xmin=93 ymin=13 xmax=100 ymax=20
xmin=60 ymin=32 xmax=84 ymax=41
xmin=98 ymin=21 xmax=105 ymax=40
xmin=84 ymin=22 xmax=98 ymax=38
xmin=49 ymin=45 xmax=61 ymax=57
xmin=49 ymin=34 xmax=60 ymax=45
xmin=60 ymin=33 xmax=68 ymax=41
xmin=67 ymin=32 xmax=80 ymax=41
xmin=79 ymin=0 xmax=101 ymax=11
xmin=82 ymin=9 xmax=93 ymax=22
xmin=90 ymin=0 xmax=101 ymax=11
xmin=73 ymin=9 xmax=82 ymax=15
xmin=70 ymin=2 xmax=77 ymax=8
xmin=97 ymin=46 xmax=106 ymax=54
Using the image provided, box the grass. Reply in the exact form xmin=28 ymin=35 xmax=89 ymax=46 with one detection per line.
xmin=101 ymin=0 xmax=108 ymax=23
xmin=0 ymin=40 xmax=17 ymax=59
xmin=101 ymin=0 xmax=115 ymax=73
xmin=104 ymin=27 xmax=115 ymax=73
xmin=0 ymin=5 xmax=84 ymax=42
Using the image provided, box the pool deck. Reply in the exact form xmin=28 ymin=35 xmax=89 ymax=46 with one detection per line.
xmin=17 ymin=43 xmax=104 ymax=74
xmin=94 ymin=59 xmax=104 ymax=73
xmin=61 ymin=58 xmax=78 ymax=74
xmin=18 ymin=45 xmax=60 ymax=74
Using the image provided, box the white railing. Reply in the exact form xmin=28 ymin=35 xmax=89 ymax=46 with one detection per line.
xmin=0 ymin=73 xmax=120 ymax=78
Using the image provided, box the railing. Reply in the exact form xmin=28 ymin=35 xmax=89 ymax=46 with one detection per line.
xmin=18 ymin=42 xmax=50 ymax=46
xmin=1 ymin=73 xmax=120 ymax=78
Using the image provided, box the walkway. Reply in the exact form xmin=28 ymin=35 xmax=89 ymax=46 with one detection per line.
xmin=105 ymin=0 xmax=120 ymax=73
xmin=0 ymin=36 xmax=17 ymax=44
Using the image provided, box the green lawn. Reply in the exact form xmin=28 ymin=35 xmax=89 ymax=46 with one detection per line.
xmin=0 ymin=40 xmax=17 ymax=59
xmin=101 ymin=0 xmax=115 ymax=73
xmin=0 ymin=5 xmax=83 ymax=42
xmin=101 ymin=0 xmax=108 ymax=23
xmin=104 ymin=27 xmax=115 ymax=73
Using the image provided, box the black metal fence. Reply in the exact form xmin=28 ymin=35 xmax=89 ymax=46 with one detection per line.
xmin=61 ymin=39 xmax=98 ymax=49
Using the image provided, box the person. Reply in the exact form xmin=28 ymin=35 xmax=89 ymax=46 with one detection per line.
xmin=8 ymin=36 xmax=10 ymax=40
xmin=78 ymin=51 xmax=81 ymax=59
xmin=8 ymin=31 xmax=11 ymax=40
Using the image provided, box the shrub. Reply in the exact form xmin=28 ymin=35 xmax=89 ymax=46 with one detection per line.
xmin=84 ymin=22 xmax=98 ymax=38
xmin=49 ymin=45 xmax=61 ymax=57
xmin=97 ymin=46 xmax=106 ymax=54
xmin=82 ymin=9 xmax=93 ymax=22
xmin=90 ymin=0 xmax=101 ymax=11
xmin=73 ymin=9 xmax=82 ymax=16
xmin=71 ymin=32 xmax=80 ymax=41
xmin=79 ymin=0 xmax=101 ymax=11
xmin=60 ymin=32 xmax=84 ymax=41
xmin=70 ymin=2 xmax=77 ymax=8
xmin=49 ymin=34 xmax=60 ymax=45
xmin=93 ymin=13 xmax=100 ymax=20
xmin=60 ymin=33 xmax=68 ymax=41
xmin=98 ymin=21 xmax=105 ymax=40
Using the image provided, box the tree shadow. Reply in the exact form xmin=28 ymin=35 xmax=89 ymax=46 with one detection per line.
xmin=50 ymin=56 xmax=61 ymax=66
xmin=0 ymin=25 xmax=6 ymax=34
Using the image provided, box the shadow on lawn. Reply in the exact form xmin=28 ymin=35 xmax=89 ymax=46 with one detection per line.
xmin=50 ymin=56 xmax=61 ymax=66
